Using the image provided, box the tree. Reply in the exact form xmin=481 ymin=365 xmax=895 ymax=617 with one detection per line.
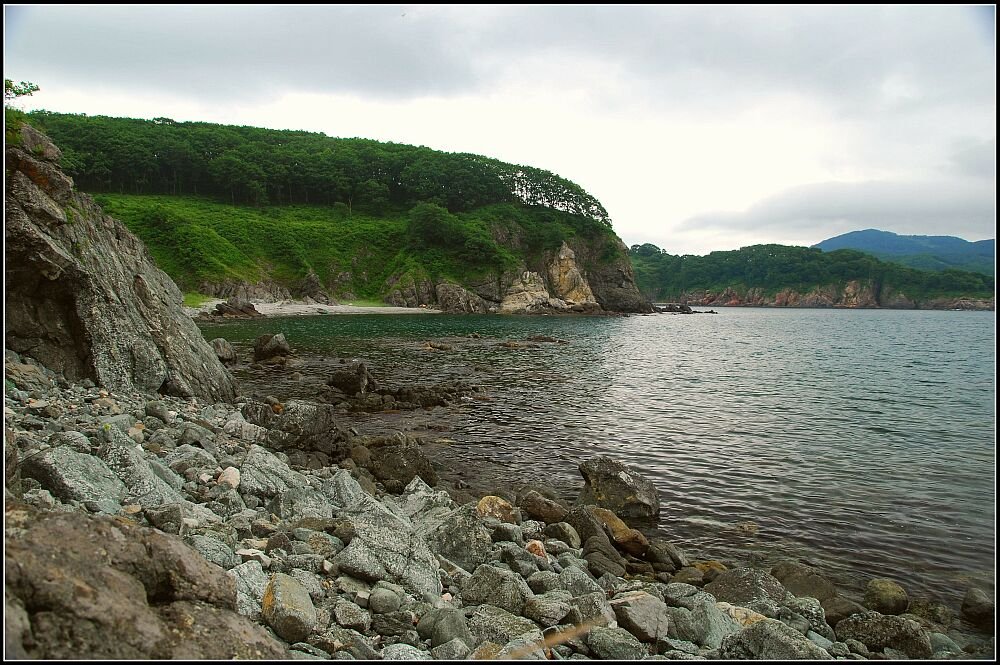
xmin=4 ymin=79 xmax=39 ymax=105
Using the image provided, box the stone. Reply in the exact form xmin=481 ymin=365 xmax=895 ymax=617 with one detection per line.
xmin=784 ymin=595 xmax=836 ymax=641
xmin=611 ymin=591 xmax=672 ymax=642
xmin=544 ymin=522 xmax=582 ymax=549
xmin=4 ymin=505 xmax=282 ymax=659
xmin=718 ymin=618 xmax=834 ymax=660
xmin=590 ymin=506 xmax=650 ymax=556
xmin=19 ymin=445 xmax=127 ymax=505
xmin=646 ymin=538 xmax=689 ymax=570
xmin=585 ymin=626 xmax=648 ymax=660
xmin=238 ymin=445 xmax=309 ymax=500
xmin=333 ymin=599 xmax=371 ymax=632
xmin=218 ymin=466 xmax=240 ymax=489
xmin=770 ymin=560 xmax=838 ymax=601
xmin=961 ymin=587 xmax=994 ymax=631
xmin=575 ymin=455 xmax=660 ymax=519
xmin=703 ymin=567 xmax=787 ymax=614
xmin=716 ymin=601 xmax=768 ymax=627
xmin=664 ymin=591 xmax=742 ymax=648
xmin=253 ymin=333 xmax=292 ymax=361
xmin=185 ymin=534 xmax=239 ymax=569
xmin=366 ymin=441 xmax=438 ymax=493
xmin=566 ymin=591 xmax=617 ymax=628
xmin=262 ymin=573 xmax=318 ymax=643
xmin=477 ymin=495 xmax=517 ymax=523
xmin=821 ymin=595 xmax=867 ymax=628
xmin=467 ymin=604 xmax=543 ymax=647
xmin=557 ymin=564 xmax=603 ymax=597
xmin=98 ymin=426 xmax=186 ymax=508
xmin=368 ymin=587 xmax=402 ymax=614
xmin=430 ymin=637 xmax=471 ymax=660
xmin=462 ymin=563 xmax=534 ymax=615
xmin=380 ymin=643 xmax=432 ymax=660
xmin=422 ymin=504 xmax=493 ymax=574
xmin=210 ymin=338 xmax=238 ymax=365
xmin=520 ymin=490 xmax=568 ymax=523
xmin=863 ymin=578 xmax=909 ymax=615
xmin=523 ymin=591 xmax=573 ymax=627
xmin=332 ymin=493 xmax=442 ymax=599
xmin=228 ymin=560 xmax=269 ymax=620
xmin=835 ymin=611 xmax=933 ymax=659
xmin=269 ymin=487 xmax=336 ymax=521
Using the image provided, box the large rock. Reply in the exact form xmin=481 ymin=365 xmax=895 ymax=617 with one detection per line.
xmin=662 ymin=586 xmax=742 ymax=648
xmin=575 ymin=456 xmax=660 ymax=519
xmin=261 ymin=573 xmax=318 ymax=642
xmin=585 ymin=626 xmax=648 ymax=660
xmin=367 ymin=440 xmax=438 ymax=493
xmin=961 ymin=587 xmax=995 ymax=631
xmin=467 ymin=604 xmax=542 ymax=646
xmin=770 ymin=561 xmax=838 ymax=601
xmin=703 ymin=567 xmax=788 ymax=615
xmin=4 ymin=126 xmax=237 ymax=401
xmin=435 ymin=282 xmax=490 ymax=314
xmin=210 ymin=338 xmax=238 ymax=365
xmin=462 ymin=564 xmax=535 ymax=615
xmin=238 ymin=445 xmax=310 ymax=500
xmin=611 ymin=591 xmax=672 ymax=642
xmin=19 ymin=444 xmax=127 ymax=505
xmin=547 ymin=242 xmax=602 ymax=311
xmin=240 ymin=398 xmax=346 ymax=456
xmin=422 ymin=504 xmax=493 ymax=574
xmin=332 ymin=493 xmax=442 ymax=599
xmin=863 ymin=578 xmax=908 ymax=615
xmin=4 ymin=504 xmax=285 ymax=659
xmin=253 ymin=333 xmax=292 ymax=361
xmin=835 ymin=611 xmax=933 ymax=659
xmin=718 ymin=618 xmax=834 ymax=660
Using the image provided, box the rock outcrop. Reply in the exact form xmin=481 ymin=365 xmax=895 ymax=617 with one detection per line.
xmin=5 ymin=125 xmax=238 ymax=402
xmin=679 ymin=281 xmax=993 ymax=310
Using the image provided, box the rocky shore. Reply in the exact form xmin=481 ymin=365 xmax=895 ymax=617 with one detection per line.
xmin=5 ymin=347 xmax=996 ymax=660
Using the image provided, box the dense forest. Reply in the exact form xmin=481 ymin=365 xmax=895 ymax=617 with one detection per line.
xmin=813 ymin=229 xmax=994 ymax=276
xmin=629 ymin=243 xmax=995 ymax=302
xmin=8 ymin=110 xmax=619 ymax=299
xmin=25 ymin=111 xmax=610 ymax=224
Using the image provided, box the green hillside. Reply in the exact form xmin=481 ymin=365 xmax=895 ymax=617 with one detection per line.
xmin=813 ymin=229 xmax=995 ymax=276
xmin=24 ymin=111 xmax=621 ymax=301
xmin=630 ymin=243 xmax=995 ymax=303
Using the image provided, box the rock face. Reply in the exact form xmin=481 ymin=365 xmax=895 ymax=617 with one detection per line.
xmin=5 ymin=125 xmax=238 ymax=402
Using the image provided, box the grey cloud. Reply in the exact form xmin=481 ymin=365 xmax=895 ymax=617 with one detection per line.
xmin=949 ymin=137 xmax=997 ymax=179
xmin=679 ymin=179 xmax=996 ymax=242
xmin=4 ymin=5 xmax=994 ymax=110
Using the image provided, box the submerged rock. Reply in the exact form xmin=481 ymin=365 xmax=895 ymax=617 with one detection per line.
xmin=575 ymin=455 xmax=660 ymax=519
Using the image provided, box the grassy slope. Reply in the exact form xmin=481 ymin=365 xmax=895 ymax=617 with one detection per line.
xmin=94 ymin=194 xmax=616 ymax=299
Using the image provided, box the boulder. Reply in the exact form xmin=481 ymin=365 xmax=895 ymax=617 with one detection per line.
xmin=835 ymin=611 xmax=933 ymax=659
xmin=327 ymin=362 xmax=377 ymax=396
xmin=611 ymin=591 xmax=672 ymax=642
xmin=821 ymin=595 xmax=867 ymax=628
xmin=703 ymin=567 xmax=788 ymax=615
xmin=253 ymin=333 xmax=292 ymax=361
xmin=4 ymin=504 xmax=284 ymax=659
xmin=961 ymin=587 xmax=995 ymax=631
xmin=520 ymin=489 xmax=569 ymax=523
xmin=467 ymin=604 xmax=542 ymax=646
xmin=367 ymin=440 xmax=438 ymax=493
xmin=238 ymin=445 xmax=310 ymax=500
xmin=575 ymin=456 xmax=660 ymax=519
xmin=585 ymin=626 xmax=648 ymax=660
xmin=19 ymin=445 xmax=127 ymax=506
xmin=719 ymin=618 xmax=834 ymax=660
xmin=462 ymin=564 xmax=535 ymax=615
xmin=210 ymin=338 xmax=238 ymax=365
xmin=770 ymin=561 xmax=838 ymax=601
xmin=261 ymin=573 xmax=318 ymax=643
xmin=863 ymin=578 xmax=909 ymax=615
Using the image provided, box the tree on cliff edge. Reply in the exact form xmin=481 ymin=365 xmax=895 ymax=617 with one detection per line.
xmin=4 ymin=79 xmax=39 ymax=106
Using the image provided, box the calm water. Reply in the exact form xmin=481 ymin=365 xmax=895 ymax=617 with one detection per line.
xmin=202 ymin=308 xmax=996 ymax=608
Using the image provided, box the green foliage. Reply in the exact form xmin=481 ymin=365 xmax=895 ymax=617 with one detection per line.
xmin=4 ymin=79 xmax=39 ymax=105
xmin=629 ymin=243 xmax=995 ymax=302
xmin=30 ymin=111 xmax=612 ymax=225
xmin=183 ymin=292 xmax=213 ymax=307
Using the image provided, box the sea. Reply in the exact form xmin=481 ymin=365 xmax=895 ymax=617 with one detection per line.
xmin=199 ymin=307 xmax=996 ymax=609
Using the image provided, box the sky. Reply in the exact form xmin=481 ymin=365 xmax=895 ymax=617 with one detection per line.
xmin=4 ymin=4 xmax=996 ymax=256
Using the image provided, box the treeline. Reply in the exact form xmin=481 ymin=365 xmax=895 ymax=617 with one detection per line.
xmin=28 ymin=111 xmax=610 ymax=224
xmin=629 ymin=243 xmax=995 ymax=301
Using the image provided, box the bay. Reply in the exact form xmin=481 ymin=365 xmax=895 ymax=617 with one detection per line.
xmin=201 ymin=307 xmax=996 ymax=608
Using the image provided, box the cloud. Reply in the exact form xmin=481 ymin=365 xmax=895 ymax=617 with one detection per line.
xmin=678 ymin=179 xmax=997 ymax=246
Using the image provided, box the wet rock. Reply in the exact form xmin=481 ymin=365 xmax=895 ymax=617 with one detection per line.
xmin=591 ymin=506 xmax=650 ymax=556
xmin=863 ymin=578 xmax=909 ymax=615
xmin=520 ymin=489 xmax=568 ymax=523
xmin=961 ymin=587 xmax=994 ymax=631
xmin=771 ymin=560 xmax=838 ymax=601
xmin=575 ymin=455 xmax=660 ymax=519
xmin=327 ymin=362 xmax=376 ymax=396
xmin=821 ymin=595 xmax=867 ymax=628
xmin=835 ymin=610 xmax=933 ymax=659
xmin=211 ymin=338 xmax=238 ymax=366
xmin=719 ymin=618 xmax=834 ymax=660
xmin=367 ymin=440 xmax=438 ymax=493
xmin=262 ymin=572 xmax=318 ymax=642
xmin=253 ymin=333 xmax=292 ymax=361
xmin=477 ymin=494 xmax=517 ymax=523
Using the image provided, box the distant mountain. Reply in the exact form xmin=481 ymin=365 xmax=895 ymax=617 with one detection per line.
xmin=813 ymin=229 xmax=995 ymax=276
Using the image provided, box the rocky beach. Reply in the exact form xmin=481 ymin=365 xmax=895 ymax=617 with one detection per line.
xmin=4 ymin=125 xmax=995 ymax=660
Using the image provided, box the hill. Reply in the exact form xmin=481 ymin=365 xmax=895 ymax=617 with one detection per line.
xmin=629 ymin=243 xmax=994 ymax=309
xmin=813 ymin=229 xmax=994 ymax=276
xmin=22 ymin=111 xmax=649 ymax=313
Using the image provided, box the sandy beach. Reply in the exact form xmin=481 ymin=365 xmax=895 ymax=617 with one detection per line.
xmin=184 ymin=298 xmax=443 ymax=318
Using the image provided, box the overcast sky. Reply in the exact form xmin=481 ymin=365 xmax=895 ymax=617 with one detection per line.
xmin=4 ymin=5 xmax=996 ymax=255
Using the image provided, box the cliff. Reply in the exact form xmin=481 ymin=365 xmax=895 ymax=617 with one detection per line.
xmin=4 ymin=125 xmax=238 ymax=401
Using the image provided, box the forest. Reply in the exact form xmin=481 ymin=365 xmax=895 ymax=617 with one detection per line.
xmin=629 ymin=243 xmax=995 ymax=302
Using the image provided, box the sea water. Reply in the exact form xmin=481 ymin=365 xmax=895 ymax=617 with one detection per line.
xmin=202 ymin=307 xmax=996 ymax=607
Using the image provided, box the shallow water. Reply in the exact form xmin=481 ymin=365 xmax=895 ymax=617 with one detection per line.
xmin=201 ymin=307 xmax=996 ymax=608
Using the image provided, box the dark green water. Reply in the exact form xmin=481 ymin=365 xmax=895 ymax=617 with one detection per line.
xmin=200 ymin=308 xmax=995 ymax=608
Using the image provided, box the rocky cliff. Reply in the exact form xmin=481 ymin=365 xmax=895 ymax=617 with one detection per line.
xmin=386 ymin=240 xmax=652 ymax=315
xmin=5 ymin=125 xmax=238 ymax=401
xmin=679 ymin=282 xmax=994 ymax=311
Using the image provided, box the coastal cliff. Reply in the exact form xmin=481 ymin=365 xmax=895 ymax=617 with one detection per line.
xmin=4 ymin=125 xmax=238 ymax=401
xmin=679 ymin=282 xmax=995 ymax=310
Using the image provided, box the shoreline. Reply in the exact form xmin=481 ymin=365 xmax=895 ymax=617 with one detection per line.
xmin=184 ymin=298 xmax=443 ymax=318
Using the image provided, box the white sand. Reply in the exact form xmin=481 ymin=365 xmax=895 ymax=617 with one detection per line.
xmin=185 ymin=298 xmax=441 ymax=318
